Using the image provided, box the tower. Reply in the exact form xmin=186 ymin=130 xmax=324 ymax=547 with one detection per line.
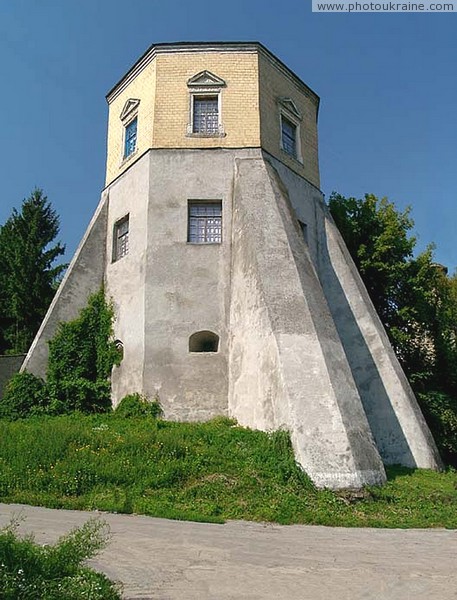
xmin=23 ymin=42 xmax=441 ymax=488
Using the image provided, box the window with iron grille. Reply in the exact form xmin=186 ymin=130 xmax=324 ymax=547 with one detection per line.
xmin=124 ymin=118 xmax=137 ymax=158
xmin=188 ymin=202 xmax=222 ymax=243
xmin=281 ymin=115 xmax=297 ymax=158
xmin=192 ymin=96 xmax=219 ymax=134
xmin=113 ymin=215 xmax=129 ymax=261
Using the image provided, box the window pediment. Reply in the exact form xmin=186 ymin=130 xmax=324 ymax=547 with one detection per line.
xmin=120 ymin=98 xmax=140 ymax=121
xmin=278 ymin=97 xmax=302 ymax=121
xmin=187 ymin=70 xmax=226 ymax=88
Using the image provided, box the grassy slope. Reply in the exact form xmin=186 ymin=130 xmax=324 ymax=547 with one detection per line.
xmin=0 ymin=414 xmax=456 ymax=528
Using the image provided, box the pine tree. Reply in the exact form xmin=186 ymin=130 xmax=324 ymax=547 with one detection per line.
xmin=0 ymin=189 xmax=66 ymax=354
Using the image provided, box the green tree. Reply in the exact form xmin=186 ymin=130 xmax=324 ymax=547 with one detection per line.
xmin=328 ymin=193 xmax=416 ymax=323
xmin=424 ymin=270 xmax=457 ymax=397
xmin=328 ymin=193 xmax=435 ymax=384
xmin=0 ymin=189 xmax=66 ymax=354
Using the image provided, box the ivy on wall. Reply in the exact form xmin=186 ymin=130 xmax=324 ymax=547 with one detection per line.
xmin=0 ymin=289 xmax=122 ymax=418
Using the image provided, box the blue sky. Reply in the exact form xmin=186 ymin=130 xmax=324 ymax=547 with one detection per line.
xmin=1 ymin=1 xmax=456 ymax=272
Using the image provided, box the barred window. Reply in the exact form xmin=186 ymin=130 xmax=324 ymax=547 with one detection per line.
xmin=281 ymin=115 xmax=297 ymax=158
xmin=113 ymin=215 xmax=129 ymax=261
xmin=124 ymin=118 xmax=137 ymax=158
xmin=188 ymin=202 xmax=222 ymax=244
xmin=192 ymin=96 xmax=219 ymax=134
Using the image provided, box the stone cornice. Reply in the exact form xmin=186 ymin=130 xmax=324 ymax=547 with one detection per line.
xmin=105 ymin=42 xmax=320 ymax=112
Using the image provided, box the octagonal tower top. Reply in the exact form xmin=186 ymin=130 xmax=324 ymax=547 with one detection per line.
xmin=105 ymin=42 xmax=320 ymax=188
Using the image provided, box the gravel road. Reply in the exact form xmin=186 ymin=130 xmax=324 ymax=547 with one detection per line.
xmin=1 ymin=503 xmax=456 ymax=599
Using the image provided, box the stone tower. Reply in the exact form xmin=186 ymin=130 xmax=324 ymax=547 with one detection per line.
xmin=23 ymin=42 xmax=441 ymax=488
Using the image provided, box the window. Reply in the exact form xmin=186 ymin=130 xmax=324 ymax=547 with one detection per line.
xmin=278 ymin=98 xmax=302 ymax=162
xmin=124 ymin=118 xmax=137 ymax=159
xmin=188 ymin=201 xmax=222 ymax=244
xmin=298 ymin=220 xmax=308 ymax=244
xmin=189 ymin=331 xmax=219 ymax=353
xmin=114 ymin=339 xmax=124 ymax=361
xmin=192 ymin=96 xmax=219 ymax=134
xmin=119 ymin=99 xmax=140 ymax=163
xmin=281 ymin=115 xmax=297 ymax=158
xmin=186 ymin=70 xmax=226 ymax=136
xmin=113 ymin=215 xmax=129 ymax=261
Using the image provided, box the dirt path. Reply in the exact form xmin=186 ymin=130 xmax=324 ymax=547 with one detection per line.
xmin=1 ymin=503 xmax=456 ymax=599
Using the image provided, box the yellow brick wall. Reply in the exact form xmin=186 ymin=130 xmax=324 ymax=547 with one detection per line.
xmin=105 ymin=47 xmax=320 ymax=189
xmin=105 ymin=61 xmax=156 ymax=186
xmin=152 ymin=51 xmax=260 ymax=149
xmin=258 ymin=54 xmax=320 ymax=188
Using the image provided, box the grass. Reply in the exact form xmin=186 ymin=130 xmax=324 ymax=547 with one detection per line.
xmin=0 ymin=414 xmax=456 ymax=528
xmin=0 ymin=517 xmax=122 ymax=599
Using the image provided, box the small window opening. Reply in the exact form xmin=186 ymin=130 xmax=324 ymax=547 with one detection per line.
xmin=188 ymin=201 xmax=222 ymax=243
xmin=189 ymin=331 xmax=219 ymax=353
xmin=113 ymin=215 xmax=129 ymax=262
xmin=192 ymin=95 xmax=219 ymax=134
xmin=281 ymin=115 xmax=297 ymax=158
xmin=298 ymin=220 xmax=308 ymax=244
xmin=114 ymin=339 xmax=124 ymax=361
xmin=124 ymin=117 xmax=137 ymax=158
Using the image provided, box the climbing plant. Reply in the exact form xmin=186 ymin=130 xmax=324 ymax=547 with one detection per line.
xmin=46 ymin=289 xmax=122 ymax=413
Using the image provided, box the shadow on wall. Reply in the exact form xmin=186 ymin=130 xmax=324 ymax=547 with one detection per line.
xmin=315 ymin=216 xmax=417 ymax=467
xmin=267 ymin=163 xmax=416 ymax=468
xmin=0 ymin=355 xmax=26 ymax=400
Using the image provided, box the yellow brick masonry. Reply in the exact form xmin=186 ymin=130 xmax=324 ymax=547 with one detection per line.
xmin=105 ymin=60 xmax=156 ymax=186
xmin=258 ymin=53 xmax=320 ymax=188
xmin=105 ymin=46 xmax=320 ymax=189
xmin=153 ymin=51 xmax=260 ymax=150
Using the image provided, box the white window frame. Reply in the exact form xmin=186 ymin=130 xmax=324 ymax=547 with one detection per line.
xmin=278 ymin=98 xmax=303 ymax=163
xmin=119 ymin=98 xmax=140 ymax=164
xmin=123 ymin=116 xmax=138 ymax=160
xmin=188 ymin=92 xmax=224 ymax=136
xmin=112 ymin=214 xmax=130 ymax=262
xmin=187 ymin=200 xmax=222 ymax=244
xmin=186 ymin=71 xmax=226 ymax=137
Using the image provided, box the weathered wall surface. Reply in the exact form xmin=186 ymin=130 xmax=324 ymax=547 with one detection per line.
xmin=262 ymin=151 xmax=323 ymax=267
xmin=24 ymin=37 xmax=441 ymax=487
xmin=22 ymin=196 xmax=108 ymax=378
xmin=139 ymin=148 xmax=256 ymax=420
xmin=318 ymin=214 xmax=442 ymax=469
xmin=229 ymin=161 xmax=289 ymax=431
xmin=22 ymin=144 xmax=440 ymax=486
xmin=105 ymin=156 xmax=150 ymax=404
xmin=264 ymin=153 xmax=441 ymax=471
xmin=229 ymin=157 xmax=386 ymax=488
xmin=0 ymin=355 xmax=25 ymax=399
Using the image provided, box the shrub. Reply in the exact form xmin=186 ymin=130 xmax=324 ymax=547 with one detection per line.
xmin=46 ymin=289 xmax=122 ymax=414
xmin=115 ymin=392 xmax=163 ymax=418
xmin=418 ymin=391 xmax=457 ymax=466
xmin=0 ymin=371 xmax=47 ymax=420
xmin=0 ymin=518 xmax=122 ymax=599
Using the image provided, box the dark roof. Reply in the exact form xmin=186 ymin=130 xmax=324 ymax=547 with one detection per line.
xmin=106 ymin=41 xmax=319 ymax=108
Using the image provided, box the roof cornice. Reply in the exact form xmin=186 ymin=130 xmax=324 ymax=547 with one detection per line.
xmin=105 ymin=42 xmax=320 ymax=110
